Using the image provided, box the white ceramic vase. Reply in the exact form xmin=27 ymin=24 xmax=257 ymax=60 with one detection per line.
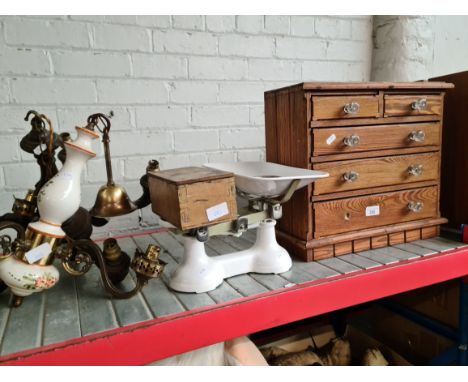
xmin=28 ymin=126 xmax=99 ymax=238
xmin=0 ymin=126 xmax=99 ymax=298
xmin=0 ymin=256 xmax=59 ymax=297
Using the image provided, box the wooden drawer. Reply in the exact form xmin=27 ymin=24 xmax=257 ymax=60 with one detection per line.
xmin=313 ymin=186 xmax=438 ymax=237
xmin=384 ymin=95 xmax=443 ymax=117
xmin=313 ymin=152 xmax=439 ymax=195
xmin=313 ymin=122 xmax=440 ymax=156
xmin=312 ymin=95 xmax=379 ymax=120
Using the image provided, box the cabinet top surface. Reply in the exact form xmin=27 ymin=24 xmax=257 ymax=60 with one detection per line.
xmin=265 ymin=81 xmax=454 ymax=93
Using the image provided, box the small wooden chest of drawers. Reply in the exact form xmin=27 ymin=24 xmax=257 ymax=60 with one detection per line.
xmin=265 ymin=82 xmax=454 ymax=262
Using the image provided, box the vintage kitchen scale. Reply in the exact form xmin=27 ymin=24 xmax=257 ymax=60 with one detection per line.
xmin=148 ymin=162 xmax=328 ymax=293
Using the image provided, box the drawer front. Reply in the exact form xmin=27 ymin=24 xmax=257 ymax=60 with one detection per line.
xmin=313 ymin=152 xmax=439 ymax=195
xmin=314 ymin=186 xmax=438 ymax=237
xmin=312 ymin=95 xmax=379 ymax=120
xmin=313 ymin=122 xmax=440 ymax=156
xmin=384 ymin=95 xmax=443 ymax=117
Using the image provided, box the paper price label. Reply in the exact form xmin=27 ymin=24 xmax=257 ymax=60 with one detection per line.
xmin=365 ymin=205 xmax=380 ymax=217
xmin=206 ymin=202 xmax=229 ymax=222
xmin=25 ymin=242 xmax=52 ymax=264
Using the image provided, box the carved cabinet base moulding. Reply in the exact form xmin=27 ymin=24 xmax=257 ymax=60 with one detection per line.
xmin=264 ymin=81 xmax=454 ymax=262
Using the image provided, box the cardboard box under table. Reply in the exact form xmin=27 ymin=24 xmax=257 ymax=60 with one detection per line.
xmin=148 ymin=166 xmax=238 ymax=231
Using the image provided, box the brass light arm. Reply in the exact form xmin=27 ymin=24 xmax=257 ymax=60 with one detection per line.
xmin=0 ymin=220 xmax=26 ymax=245
xmin=64 ymin=239 xmax=165 ymax=299
xmin=21 ymin=111 xmax=62 ymax=193
xmin=87 ymin=113 xmax=115 ymax=186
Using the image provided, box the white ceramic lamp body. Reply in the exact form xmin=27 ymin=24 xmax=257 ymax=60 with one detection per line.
xmin=28 ymin=127 xmax=98 ymax=238
xmin=0 ymin=256 xmax=59 ymax=297
xmin=0 ymin=126 xmax=98 ymax=298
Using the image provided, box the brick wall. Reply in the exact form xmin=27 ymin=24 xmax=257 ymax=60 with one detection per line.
xmin=0 ymin=15 xmax=373 ymax=234
xmin=372 ymin=16 xmax=468 ymax=81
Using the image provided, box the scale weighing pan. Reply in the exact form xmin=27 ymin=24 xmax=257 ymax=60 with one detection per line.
xmin=204 ymin=161 xmax=329 ymax=198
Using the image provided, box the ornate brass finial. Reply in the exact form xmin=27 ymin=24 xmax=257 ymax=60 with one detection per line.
xmin=132 ymin=244 xmax=165 ymax=279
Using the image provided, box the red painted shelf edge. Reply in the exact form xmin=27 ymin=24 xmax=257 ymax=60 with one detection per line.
xmin=1 ymin=246 xmax=468 ymax=366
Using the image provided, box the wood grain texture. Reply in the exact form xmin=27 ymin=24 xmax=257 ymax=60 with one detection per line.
xmin=298 ymin=81 xmax=453 ymax=91
xmin=149 ymin=175 xmax=237 ymax=231
xmin=334 ymin=241 xmax=353 ymax=256
xmin=265 ymin=82 xmax=447 ymax=262
xmin=312 ymin=95 xmax=380 ymax=120
xmin=313 ymin=152 xmax=439 ymax=195
xmin=405 ymin=229 xmax=421 ymax=242
xmin=421 ymin=226 xmax=439 ymax=239
xmin=353 ymin=238 xmax=371 ymax=253
xmin=312 ymin=122 xmax=440 ymax=156
xmin=290 ymin=89 xmax=311 ymax=240
xmin=265 ymin=92 xmax=278 ymax=163
xmin=275 ymin=89 xmax=293 ymax=236
xmin=314 ymin=187 xmax=439 ymax=237
xmin=270 ymin=88 xmax=312 ymax=241
xmin=389 ymin=232 xmax=405 ymax=245
xmin=312 ymin=245 xmax=333 ymax=260
xmin=431 ymin=71 xmax=468 ymax=230
xmin=371 ymin=235 xmax=388 ymax=249
xmin=311 ymin=115 xmax=441 ymax=128
xmin=276 ymin=218 xmax=447 ymax=261
xmin=311 ymin=180 xmax=439 ymax=202
xmin=384 ymin=95 xmax=442 ymax=117
xmin=311 ymin=146 xmax=441 ymax=164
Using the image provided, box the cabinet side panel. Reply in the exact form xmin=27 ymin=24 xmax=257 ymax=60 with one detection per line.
xmin=265 ymin=92 xmax=278 ymax=163
xmin=290 ymin=89 xmax=312 ymax=240
xmin=431 ymin=72 xmax=468 ymax=229
xmin=275 ymin=90 xmax=293 ymax=234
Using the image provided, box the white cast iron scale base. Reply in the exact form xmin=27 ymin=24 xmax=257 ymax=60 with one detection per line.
xmin=169 ymin=219 xmax=292 ymax=293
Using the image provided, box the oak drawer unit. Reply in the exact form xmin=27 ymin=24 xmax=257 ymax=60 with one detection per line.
xmin=265 ymin=82 xmax=454 ymax=262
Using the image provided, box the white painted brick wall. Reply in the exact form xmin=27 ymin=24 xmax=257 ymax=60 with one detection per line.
xmin=372 ymin=16 xmax=468 ymax=81
xmin=372 ymin=16 xmax=435 ymax=81
xmin=0 ymin=15 xmax=373 ymax=235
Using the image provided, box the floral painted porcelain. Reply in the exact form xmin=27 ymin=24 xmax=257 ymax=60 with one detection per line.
xmin=0 ymin=256 xmax=59 ymax=297
xmin=0 ymin=125 xmax=97 ymax=298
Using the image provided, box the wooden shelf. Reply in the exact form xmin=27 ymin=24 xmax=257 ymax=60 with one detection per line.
xmin=0 ymin=231 xmax=467 ymax=365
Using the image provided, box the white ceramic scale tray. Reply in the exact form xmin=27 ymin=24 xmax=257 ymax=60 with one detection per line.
xmin=168 ymin=162 xmax=329 ymax=293
xmin=205 ymin=161 xmax=328 ymax=198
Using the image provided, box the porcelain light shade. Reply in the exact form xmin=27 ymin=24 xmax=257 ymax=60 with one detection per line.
xmin=28 ymin=127 xmax=98 ymax=238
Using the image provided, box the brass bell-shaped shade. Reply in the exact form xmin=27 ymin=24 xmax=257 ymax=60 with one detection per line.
xmin=88 ymin=113 xmax=137 ymax=218
xmin=90 ymin=183 xmax=137 ymax=218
